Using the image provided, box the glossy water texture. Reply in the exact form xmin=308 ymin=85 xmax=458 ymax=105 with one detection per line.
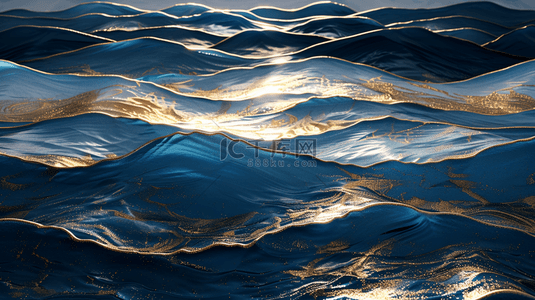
xmin=1 ymin=1 xmax=535 ymax=299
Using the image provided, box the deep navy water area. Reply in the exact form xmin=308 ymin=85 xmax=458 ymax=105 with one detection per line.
xmin=1 ymin=1 xmax=535 ymax=299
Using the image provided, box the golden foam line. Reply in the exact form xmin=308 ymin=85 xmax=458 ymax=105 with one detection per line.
xmin=0 ymin=11 xmax=172 ymax=21
xmin=0 ymin=59 xmax=196 ymax=93
xmin=432 ymin=30 xmax=496 ymax=46
xmin=463 ymin=285 xmax=529 ymax=300
xmin=355 ymin=5 xmax=405 ymax=15
xmin=433 ymin=27 xmax=498 ymax=37
xmin=0 ymin=123 xmax=33 ymax=129
xmin=307 ymin=273 xmax=525 ymax=300
xmin=140 ymin=8 xmax=289 ymax=33
xmin=0 ymin=1 xmax=150 ymax=15
xmin=397 ymin=197 xmax=535 ymax=236
xmin=16 ymin=35 xmax=250 ymax=64
xmin=207 ymin=36 xmax=331 ymax=57
xmin=438 ymin=58 xmax=535 ymax=84
xmin=0 ymin=25 xmax=114 ymax=42
xmin=482 ymin=24 xmax=535 ymax=47
xmin=220 ymin=27 xmax=482 ymax=59
xmin=1 ymin=196 xmax=534 ymax=257
xmin=0 ymin=218 xmax=147 ymax=253
xmin=161 ymin=0 xmax=351 ymax=22
xmin=217 ymin=9 xmax=354 ymax=24
xmin=518 ymin=17 xmax=535 ymax=26
xmin=470 ymin=289 xmax=535 ymax=300
xmin=467 ymin=209 xmax=535 ymax=229
xmin=384 ymin=15 xmax=513 ymax=29
xmin=247 ymin=1 xmax=355 ymax=14
xmin=0 ymin=6 xmax=225 ymax=22
xmin=355 ymin=1 xmax=530 ymax=16
xmin=158 ymin=2 xmax=214 ymax=12
xmin=288 ymin=26 xmax=384 ymax=52
xmin=184 ymin=10 xmax=286 ymax=32
xmin=89 ymin=24 xmax=229 ymax=38
xmin=286 ymin=14 xmax=385 ymax=30
xmin=210 ymin=29 xmax=330 ymax=48
xmin=87 ymin=21 xmax=346 ymax=40
xmin=167 ymin=54 xmax=402 ymax=81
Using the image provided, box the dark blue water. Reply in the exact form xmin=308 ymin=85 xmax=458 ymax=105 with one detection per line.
xmin=1 ymin=1 xmax=535 ymax=299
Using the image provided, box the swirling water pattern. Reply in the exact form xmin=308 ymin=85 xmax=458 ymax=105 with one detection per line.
xmin=0 ymin=1 xmax=535 ymax=299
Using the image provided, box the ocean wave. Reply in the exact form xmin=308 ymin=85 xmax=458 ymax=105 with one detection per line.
xmin=0 ymin=132 xmax=535 ymax=299
xmin=1 ymin=129 xmax=535 ymax=251
xmin=1 ymin=1 xmax=535 ymax=299
xmin=3 ymin=111 xmax=535 ymax=169
xmin=287 ymin=16 xmax=383 ymax=38
xmin=210 ymin=30 xmax=329 ymax=57
xmin=292 ymin=27 xmax=527 ymax=82
xmin=434 ymin=28 xmax=497 ymax=45
xmin=2 ymin=56 xmax=535 ymax=171
xmin=384 ymin=16 xmax=512 ymax=37
xmin=0 ymin=2 xmax=144 ymax=18
xmin=96 ymin=25 xmax=226 ymax=47
xmin=249 ymin=2 xmax=356 ymax=20
xmin=484 ymin=25 xmax=535 ymax=58
xmin=0 ymin=12 xmax=184 ymax=33
xmin=0 ymin=10 xmax=267 ymax=36
xmin=19 ymin=38 xmax=263 ymax=76
xmin=0 ymin=25 xmax=114 ymax=62
xmin=358 ymin=2 xmax=535 ymax=27
xmin=160 ymin=3 xmax=211 ymax=17
xmin=2 ymin=205 xmax=534 ymax=299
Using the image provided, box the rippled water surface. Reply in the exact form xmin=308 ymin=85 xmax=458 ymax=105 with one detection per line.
xmin=1 ymin=1 xmax=535 ymax=299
